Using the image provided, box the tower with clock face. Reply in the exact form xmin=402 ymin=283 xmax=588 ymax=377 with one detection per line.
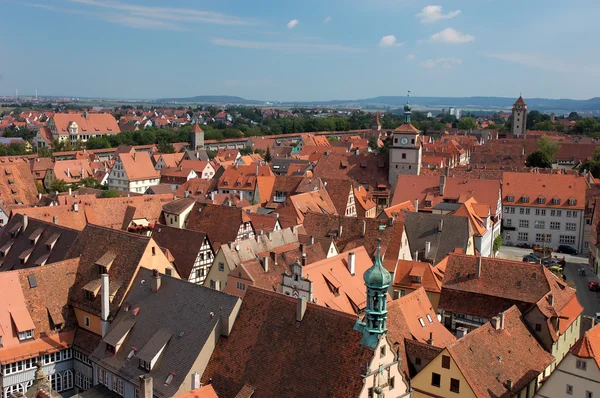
xmin=388 ymin=103 xmax=422 ymax=186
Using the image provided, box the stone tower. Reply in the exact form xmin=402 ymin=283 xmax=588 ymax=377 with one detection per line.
xmin=354 ymin=239 xmax=392 ymax=349
xmin=512 ymin=96 xmax=527 ymax=137
xmin=190 ymin=122 xmax=205 ymax=150
xmin=388 ymin=96 xmax=422 ymax=186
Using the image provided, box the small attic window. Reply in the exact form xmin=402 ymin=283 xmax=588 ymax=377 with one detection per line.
xmin=552 ymin=198 xmax=560 ymax=205
xmin=568 ymin=199 xmax=576 ymax=206
xmin=537 ymin=197 xmax=546 ymax=204
xmin=165 ymin=372 xmax=176 ymax=386
xmin=522 ymin=196 xmax=529 ymax=203
xmin=506 ymin=195 xmax=514 ymax=202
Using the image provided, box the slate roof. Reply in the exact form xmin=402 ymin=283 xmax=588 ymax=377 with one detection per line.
xmin=66 ymin=224 xmax=154 ymax=316
xmin=0 ymin=214 xmax=81 ymax=272
xmin=151 ymin=224 xmax=210 ymax=280
xmin=201 ymin=287 xmax=374 ymax=398
xmin=91 ymin=268 xmax=240 ymax=398
xmin=404 ymin=212 xmax=471 ymax=264
xmin=445 ymin=306 xmax=554 ymax=398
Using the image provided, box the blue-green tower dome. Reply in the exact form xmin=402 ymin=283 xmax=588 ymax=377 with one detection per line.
xmin=354 ymin=239 xmax=391 ymax=349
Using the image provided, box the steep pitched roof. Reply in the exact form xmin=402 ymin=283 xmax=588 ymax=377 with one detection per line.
xmin=0 ymin=214 xmax=81 ymax=272
xmin=503 ymin=171 xmax=586 ymax=210
xmin=91 ymin=268 xmax=240 ymax=398
xmin=118 ymin=151 xmax=160 ymax=181
xmin=51 ymin=159 xmax=94 ymax=183
xmin=202 ymin=287 xmax=374 ymax=398
xmin=12 ymin=205 xmax=88 ymax=230
xmin=322 ymin=178 xmax=354 ymax=215
xmin=571 ymin=323 xmax=600 ymax=369
xmin=186 ymin=203 xmax=248 ymax=249
xmin=52 ymin=113 xmax=120 ymax=135
xmin=151 ymin=224 xmax=209 ymax=280
xmin=312 ymin=152 xmax=389 ymax=191
xmin=392 ymin=260 xmax=445 ymax=293
xmin=392 ymin=175 xmax=502 ymax=215
xmin=81 ymin=194 xmax=173 ymax=230
xmin=0 ymin=159 xmax=39 ymax=207
xmin=445 ymin=306 xmax=553 ymax=398
xmin=404 ymin=213 xmax=471 ymax=264
xmin=66 ymin=224 xmax=154 ymax=316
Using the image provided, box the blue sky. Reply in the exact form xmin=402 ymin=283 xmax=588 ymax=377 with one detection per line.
xmin=1 ymin=0 xmax=599 ymax=101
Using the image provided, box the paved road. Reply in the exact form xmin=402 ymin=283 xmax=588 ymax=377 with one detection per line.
xmin=497 ymin=246 xmax=600 ymax=317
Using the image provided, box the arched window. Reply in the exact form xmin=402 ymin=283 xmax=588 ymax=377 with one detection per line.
xmin=51 ymin=371 xmax=63 ymax=392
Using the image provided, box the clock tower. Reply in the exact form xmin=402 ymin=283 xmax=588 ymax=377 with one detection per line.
xmin=388 ymin=98 xmax=422 ymax=186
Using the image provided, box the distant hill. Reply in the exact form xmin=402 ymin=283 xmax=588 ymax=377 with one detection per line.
xmin=152 ymin=94 xmax=600 ymax=112
xmin=153 ymin=95 xmax=262 ymax=105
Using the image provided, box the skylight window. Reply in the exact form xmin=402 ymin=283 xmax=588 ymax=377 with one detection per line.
xmin=165 ymin=372 xmax=176 ymax=386
xmin=418 ymin=318 xmax=425 ymax=327
xmin=426 ymin=314 xmax=433 ymax=323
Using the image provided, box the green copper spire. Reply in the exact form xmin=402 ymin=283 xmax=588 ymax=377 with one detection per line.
xmin=403 ymin=90 xmax=412 ymax=124
xmin=354 ymin=239 xmax=391 ymax=349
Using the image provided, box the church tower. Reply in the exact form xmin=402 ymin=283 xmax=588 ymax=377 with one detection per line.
xmin=354 ymin=239 xmax=392 ymax=349
xmin=190 ymin=122 xmax=205 ymax=150
xmin=512 ymin=96 xmax=527 ymax=137
xmin=388 ymin=94 xmax=422 ymax=186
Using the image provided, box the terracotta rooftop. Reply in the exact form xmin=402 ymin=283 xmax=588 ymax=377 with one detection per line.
xmin=51 ymin=113 xmax=120 ymax=135
xmin=571 ymin=323 xmax=600 ymax=369
xmin=186 ymin=203 xmax=251 ymax=250
xmin=503 ymin=171 xmax=586 ymax=210
xmin=445 ymin=306 xmax=554 ymax=398
xmin=151 ymin=224 xmax=210 ymax=280
xmin=117 ymin=151 xmax=159 ymax=181
xmin=0 ymin=159 xmax=39 ymax=207
xmin=312 ymin=152 xmax=389 ymax=191
xmin=202 ymin=286 xmax=373 ymax=398
xmin=392 ymin=260 xmax=445 ymax=294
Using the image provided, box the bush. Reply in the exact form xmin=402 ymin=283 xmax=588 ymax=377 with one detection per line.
xmin=493 ymin=235 xmax=503 ymax=253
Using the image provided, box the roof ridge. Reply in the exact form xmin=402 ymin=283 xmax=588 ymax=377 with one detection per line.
xmin=13 ymin=213 xmax=82 ymax=233
xmin=246 ymin=285 xmax=358 ymax=321
xmin=85 ymin=223 xmax=151 ymax=240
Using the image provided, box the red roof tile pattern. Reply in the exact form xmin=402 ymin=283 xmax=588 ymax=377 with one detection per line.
xmin=571 ymin=323 xmax=600 ymax=368
xmin=0 ymin=159 xmax=39 ymax=207
xmin=201 ymin=287 xmax=374 ymax=398
xmin=51 ymin=113 xmax=120 ymax=135
xmin=446 ymin=306 xmax=554 ymax=398
xmin=503 ymin=171 xmax=586 ymax=209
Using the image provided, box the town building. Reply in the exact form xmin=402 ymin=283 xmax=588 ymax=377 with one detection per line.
xmin=160 ymin=167 xmax=198 ymax=190
xmin=161 ymin=197 xmax=195 ymax=229
xmin=0 ymin=259 xmax=79 ymax=398
xmin=186 ymin=203 xmax=256 ymax=249
xmin=389 ymin=102 xmax=422 ymax=185
xmin=151 ymin=224 xmax=214 ymax=284
xmin=216 ymin=164 xmax=275 ymax=204
xmin=502 ymin=172 xmax=587 ymax=253
xmin=512 ymin=96 xmax=528 ymax=137
xmin=535 ymin=323 xmax=600 ymax=398
xmin=108 ymin=149 xmax=160 ymax=193
xmin=411 ymin=306 xmax=554 ymax=397
xmin=89 ymin=268 xmax=240 ymax=398
xmin=391 ymin=259 xmax=445 ymax=309
xmin=47 ymin=113 xmax=120 ymax=145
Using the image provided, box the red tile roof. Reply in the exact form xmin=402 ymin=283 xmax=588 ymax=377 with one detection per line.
xmin=201 ymin=287 xmax=374 ymax=398
xmin=51 ymin=113 xmax=120 ymax=135
xmin=393 ymin=260 xmax=444 ymax=293
xmin=0 ymin=159 xmax=39 ymax=207
xmin=445 ymin=306 xmax=553 ymax=398
xmin=118 ymin=151 xmax=160 ymax=181
xmin=503 ymin=171 xmax=586 ymax=210
xmin=571 ymin=323 xmax=600 ymax=369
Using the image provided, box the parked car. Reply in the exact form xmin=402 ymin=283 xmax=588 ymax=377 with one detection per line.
xmin=542 ymin=258 xmax=564 ymax=268
xmin=523 ymin=255 xmax=540 ymax=264
xmin=557 ymin=245 xmax=578 ymax=255
xmin=589 ymin=281 xmax=600 ymax=292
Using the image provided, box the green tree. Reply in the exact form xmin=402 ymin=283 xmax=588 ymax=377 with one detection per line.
xmin=36 ymin=181 xmax=45 ymax=194
xmin=457 ymin=117 xmax=477 ymax=130
xmin=572 ymin=117 xmax=600 ymax=136
xmin=536 ymin=136 xmax=559 ymax=159
xmin=49 ymin=179 xmax=69 ymax=193
xmin=78 ymin=177 xmax=101 ymax=189
xmin=52 ymin=139 xmax=73 ymax=152
xmin=568 ymin=111 xmax=582 ymax=121
xmin=37 ymin=147 xmax=52 ymax=158
xmin=493 ymin=235 xmax=503 ymax=253
xmin=264 ymin=146 xmax=272 ymax=163
xmin=86 ymin=137 xmax=111 ymax=149
xmin=526 ymin=151 xmax=552 ymax=168
xmin=157 ymin=141 xmax=175 ymax=154
xmin=100 ymin=189 xmax=121 ymax=198
xmin=368 ymin=135 xmax=379 ymax=151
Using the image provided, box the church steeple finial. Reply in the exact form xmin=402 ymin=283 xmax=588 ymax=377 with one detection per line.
xmin=354 ymin=239 xmax=392 ymax=348
xmin=403 ymin=90 xmax=412 ymax=124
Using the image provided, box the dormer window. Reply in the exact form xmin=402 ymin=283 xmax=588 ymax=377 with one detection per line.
xmin=18 ymin=330 xmax=34 ymax=341
xmin=569 ymin=199 xmax=576 ymax=206
xmin=140 ymin=359 xmax=150 ymax=371
xmin=537 ymin=197 xmax=546 ymax=204
xmin=106 ymin=343 xmax=116 ymax=354
xmin=506 ymin=195 xmax=514 ymax=202
xmin=552 ymin=198 xmax=560 ymax=205
xmin=522 ymin=196 xmax=529 ymax=203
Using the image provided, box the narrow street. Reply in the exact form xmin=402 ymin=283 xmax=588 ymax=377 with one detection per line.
xmin=497 ymin=246 xmax=600 ymax=317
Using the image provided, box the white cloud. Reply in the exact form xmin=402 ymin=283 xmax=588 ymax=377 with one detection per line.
xmin=429 ymin=28 xmax=474 ymax=44
xmin=324 ymin=16 xmax=332 ymax=23
xmin=378 ymin=35 xmax=403 ymax=47
xmin=29 ymin=0 xmax=255 ymax=30
xmin=420 ymin=57 xmax=462 ymax=68
xmin=417 ymin=5 xmax=461 ymax=23
xmin=407 ymin=54 xmax=416 ymax=61
xmin=287 ymin=19 xmax=299 ymax=29
xmin=211 ymin=38 xmax=359 ymax=53
xmin=485 ymin=52 xmax=600 ymax=78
